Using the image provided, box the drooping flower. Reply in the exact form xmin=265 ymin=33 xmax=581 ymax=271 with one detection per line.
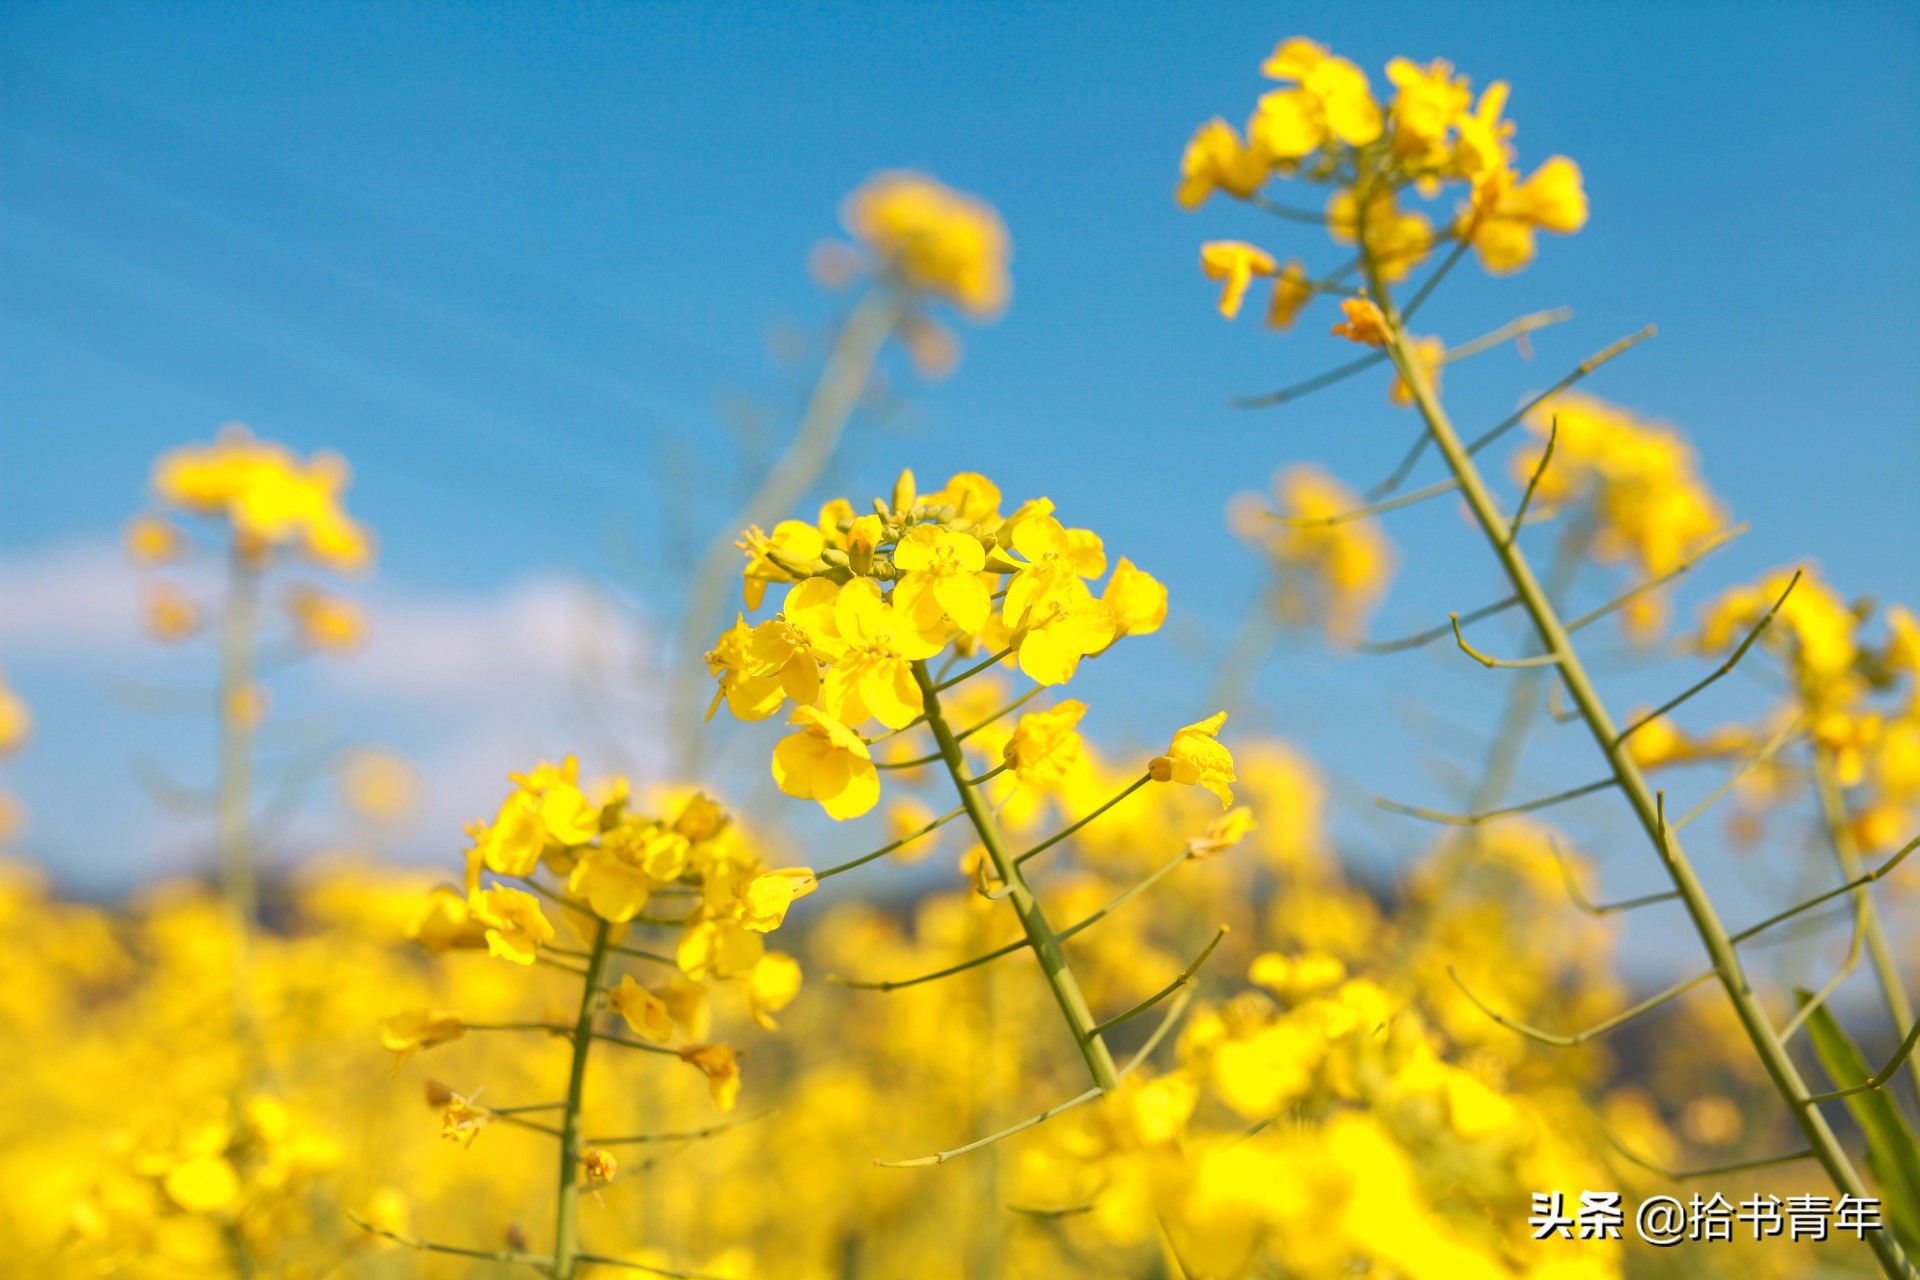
xmin=1150 ymin=712 xmax=1237 ymax=807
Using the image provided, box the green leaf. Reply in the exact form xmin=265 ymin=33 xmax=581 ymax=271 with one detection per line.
xmin=1799 ymin=989 xmax=1920 ymax=1261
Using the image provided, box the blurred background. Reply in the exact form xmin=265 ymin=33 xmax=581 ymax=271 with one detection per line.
xmin=2 ymin=0 xmax=1916 ymax=902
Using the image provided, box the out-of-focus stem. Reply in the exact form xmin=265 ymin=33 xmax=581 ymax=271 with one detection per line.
xmin=1364 ymin=258 xmax=1912 ymax=1280
xmin=553 ymin=919 xmax=613 ymax=1280
xmin=216 ymin=548 xmax=261 ymax=1038
xmin=672 ymin=286 xmax=905 ymax=764
xmin=1812 ymin=744 xmax=1920 ymax=1117
xmin=913 ymin=661 xmax=1120 ymax=1091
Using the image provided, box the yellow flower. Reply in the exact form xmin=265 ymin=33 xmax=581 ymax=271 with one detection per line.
xmin=1251 ymin=38 xmax=1383 ymax=157
xmin=610 ymin=975 xmax=674 ymax=1043
xmin=1330 ymin=296 xmax=1390 ymax=347
xmin=1002 ymin=513 xmax=1107 ymax=627
xmin=1200 ymin=241 xmax=1278 ymax=320
xmin=581 ymin=1147 xmax=618 ymax=1188
xmin=823 ymin=580 xmax=945 ymax=730
xmin=842 ymin=171 xmax=1011 ymax=317
xmin=678 ymin=1043 xmax=742 ymax=1111
xmin=408 ymin=886 xmax=489 ymax=952
xmin=0 ymin=676 xmax=30 ymax=756
xmin=439 ymin=1090 xmax=493 ymax=1146
xmin=771 ymin=706 xmax=881 ymax=819
xmin=568 ymin=847 xmax=652 ymax=923
xmin=677 ymin=918 xmax=767 ymax=981
xmin=1015 ymin=583 xmax=1116 ymax=686
xmin=165 ymin=1155 xmax=241 ymax=1214
xmin=1149 ymin=711 xmax=1236 ymax=806
xmin=746 ymin=952 xmax=804 ymax=1031
xmin=1003 ymin=700 xmax=1087 ymax=785
xmin=379 ymin=1010 xmax=465 ymax=1069
xmin=287 ymin=586 xmax=366 ymax=652
xmin=893 ymin=525 xmax=991 ymax=632
xmin=153 ymin=426 xmax=374 ymax=573
xmin=1266 ymin=260 xmax=1314 ymax=330
xmin=1451 ymin=80 xmax=1513 ymax=178
xmin=925 ymin=471 xmax=1003 ymax=526
xmin=145 ymin=582 xmax=201 ymax=643
xmin=473 ymin=788 xmax=547 ymax=877
xmin=737 ymin=519 xmax=825 ymax=610
xmin=539 ymin=780 xmax=600 ymax=846
xmin=737 ymin=868 xmax=819 ymax=933
xmin=124 ymin=514 xmax=184 ymax=565
xmin=1327 ymin=189 xmax=1433 ymax=282
xmin=1460 ymin=156 xmax=1588 ymax=275
xmin=1385 ymin=57 xmax=1472 ymax=163
xmin=1176 ymin=118 xmax=1271 ymax=209
xmin=1102 ymin=557 xmax=1167 ymax=639
xmin=469 ymin=887 xmax=554 ymax=965
xmin=1188 ymin=806 xmax=1258 ymax=858
xmin=707 ymin=614 xmax=788 ymax=722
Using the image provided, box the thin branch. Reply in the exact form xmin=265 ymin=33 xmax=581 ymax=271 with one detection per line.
xmin=1451 ymin=612 xmax=1563 ymax=668
xmin=1504 ymin=417 xmax=1557 ymax=546
xmin=573 ymin=1253 xmax=732 ymax=1279
xmin=963 ymin=761 xmax=1010 ymax=787
xmin=1231 ymin=351 xmax=1388 ymax=411
xmin=1461 ymin=326 xmax=1657 ymax=457
xmin=1089 ymin=926 xmax=1228 ymax=1037
xmin=1356 ymin=596 xmax=1520 ymax=655
xmin=1564 ymin=524 xmax=1749 ymax=633
xmin=1730 ymin=833 xmax=1920 ymax=947
xmin=1265 ymin=475 xmax=1459 ymax=528
xmin=1673 ymin=713 xmax=1804 ymax=831
xmin=588 ymin=1030 xmax=679 ymax=1057
xmin=1249 ymin=193 xmax=1329 ymax=225
xmin=874 ymin=990 xmax=1192 ymax=1168
xmin=1614 ymin=571 xmax=1802 ymax=746
xmin=1440 ymin=307 xmax=1574 ymax=364
xmin=1015 ymin=775 xmax=1151 ymax=865
xmin=815 ymin=805 xmax=965 ymax=881
xmin=1367 ymin=430 xmax=1432 ymax=500
xmin=588 ymin=1111 xmax=771 ymax=1147
xmin=1546 ymin=681 xmax=1581 ymax=724
xmin=1448 ymin=964 xmax=1714 ymax=1047
xmin=1399 ymin=235 xmax=1475 ymax=321
xmin=1549 ymin=837 xmax=1679 ymax=916
xmin=1593 ymin=1129 xmax=1815 ymax=1183
xmin=1805 ymin=1015 xmax=1920 ymax=1105
xmin=609 ymin=943 xmax=678 ymax=966
xmin=344 ymin=1210 xmax=547 ymax=1272
xmin=1375 ymin=776 xmax=1615 ymax=826
xmin=1779 ymin=892 xmax=1868 ymax=1044
xmin=830 ymin=849 xmax=1190 ymax=991
xmin=934 ymin=647 xmax=1014 ymax=692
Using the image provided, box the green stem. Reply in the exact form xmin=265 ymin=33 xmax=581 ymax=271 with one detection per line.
xmin=553 ymin=919 xmax=613 ymax=1280
xmin=1811 ymin=744 xmax=1920 ymax=1117
xmin=912 ymin=661 xmax=1120 ymax=1091
xmin=216 ymin=548 xmax=261 ymax=1053
xmin=1366 ymin=266 xmax=1912 ymax=1280
xmin=671 ymin=285 xmax=905 ymax=764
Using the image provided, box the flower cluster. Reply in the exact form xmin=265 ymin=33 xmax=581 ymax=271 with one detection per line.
xmin=1694 ymin=567 xmax=1920 ymax=851
xmin=710 ymin=469 xmax=1179 ymax=819
xmin=1511 ymin=393 xmax=1732 ymax=640
xmin=129 ymin=425 xmax=372 ymax=654
xmin=1179 ymin=35 xmax=1587 ymax=335
xmin=1228 ymin=465 xmax=1397 ymax=642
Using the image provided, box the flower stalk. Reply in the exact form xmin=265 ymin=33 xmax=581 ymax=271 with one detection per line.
xmin=1365 ymin=258 xmax=1914 ymax=1280
xmin=554 ymin=918 xmax=614 ymax=1280
xmin=912 ymin=660 xmax=1120 ymax=1092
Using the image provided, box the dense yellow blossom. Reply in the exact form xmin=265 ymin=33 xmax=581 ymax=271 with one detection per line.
xmin=841 ymin=171 xmax=1011 ymax=317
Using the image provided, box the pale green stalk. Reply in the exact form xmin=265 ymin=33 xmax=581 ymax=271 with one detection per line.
xmin=912 ymin=661 xmax=1120 ymax=1091
xmin=1364 ymin=258 xmax=1914 ymax=1280
xmin=216 ymin=547 xmax=261 ymax=1058
xmin=554 ymin=919 xmax=614 ymax=1280
xmin=1812 ymin=744 xmax=1920 ymax=1117
xmin=672 ymin=286 xmax=905 ymax=763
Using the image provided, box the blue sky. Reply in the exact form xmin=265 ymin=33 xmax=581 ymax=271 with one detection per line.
xmin=2 ymin=1 xmax=1917 ymax=908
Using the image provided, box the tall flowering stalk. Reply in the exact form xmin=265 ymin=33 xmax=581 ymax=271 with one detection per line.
xmin=368 ymin=770 xmax=810 ymax=1277
xmin=128 ymin=426 xmax=374 ymax=1033
xmin=672 ymin=171 xmax=1012 ymax=760
xmin=706 ymin=465 xmax=1242 ymax=1162
xmin=1180 ymin=35 xmax=1917 ymax=1278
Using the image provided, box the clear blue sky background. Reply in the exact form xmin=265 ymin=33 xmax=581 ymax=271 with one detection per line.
xmin=3 ymin=1 xmax=1917 ymax=906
